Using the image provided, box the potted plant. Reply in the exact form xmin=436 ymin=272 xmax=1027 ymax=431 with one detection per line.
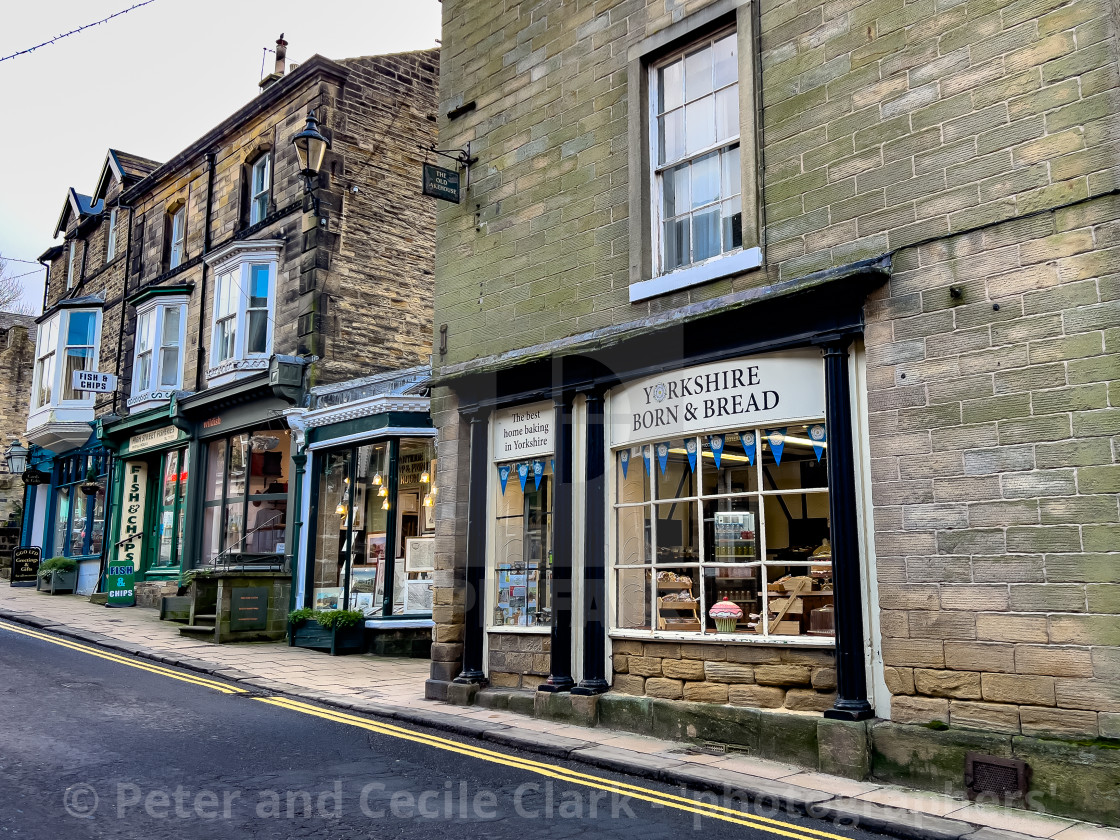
xmin=288 ymin=608 xmax=366 ymax=655
xmin=79 ymin=467 xmax=102 ymax=496
xmin=37 ymin=556 xmax=78 ymax=595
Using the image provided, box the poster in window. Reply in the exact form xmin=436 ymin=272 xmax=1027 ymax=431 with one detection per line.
xmin=367 ymin=533 xmax=387 ymax=565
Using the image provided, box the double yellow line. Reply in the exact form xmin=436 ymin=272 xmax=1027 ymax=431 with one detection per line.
xmin=2 ymin=618 xmax=849 ymax=839
xmin=0 ymin=619 xmax=246 ymax=695
xmin=260 ymin=696 xmax=849 ymax=840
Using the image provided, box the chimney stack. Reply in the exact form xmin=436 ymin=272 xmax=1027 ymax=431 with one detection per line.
xmin=274 ymin=34 xmax=287 ymax=75
xmin=259 ymin=34 xmax=288 ymax=92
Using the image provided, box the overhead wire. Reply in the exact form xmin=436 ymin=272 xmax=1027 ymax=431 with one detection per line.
xmin=0 ymin=1 xmax=158 ymax=64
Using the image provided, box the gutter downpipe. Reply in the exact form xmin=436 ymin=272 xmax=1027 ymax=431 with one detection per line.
xmin=194 ymin=151 xmax=216 ymax=391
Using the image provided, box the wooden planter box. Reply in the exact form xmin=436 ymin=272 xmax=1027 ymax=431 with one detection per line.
xmin=288 ymin=619 xmax=366 ymax=656
xmin=37 ymin=569 xmax=78 ymax=595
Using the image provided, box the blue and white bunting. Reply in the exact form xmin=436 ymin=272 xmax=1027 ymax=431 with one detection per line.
xmin=498 ymin=464 xmax=511 ymax=495
xmin=517 ymin=462 xmax=529 ymax=492
xmin=767 ymin=428 xmax=787 ymax=466
xmin=620 ymin=448 xmax=630 ymax=478
xmin=656 ymin=442 xmax=670 ymax=475
xmin=532 ymin=460 xmax=544 ymax=490
xmin=709 ymin=434 xmax=725 ymax=469
xmin=685 ymin=438 xmax=697 ymax=472
xmin=739 ymin=430 xmax=756 ymax=464
xmin=809 ymin=423 xmax=827 ymax=462
xmin=642 ymin=445 xmax=651 ymax=476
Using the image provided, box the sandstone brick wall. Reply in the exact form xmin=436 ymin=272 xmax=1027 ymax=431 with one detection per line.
xmin=489 ymin=632 xmax=552 ymax=688
xmin=612 ymin=640 xmax=838 ymax=711
xmin=431 ymin=0 xmax=1120 ymax=729
xmin=434 ymin=0 xmax=1118 ymax=364
xmin=867 ymin=194 xmax=1120 ymax=740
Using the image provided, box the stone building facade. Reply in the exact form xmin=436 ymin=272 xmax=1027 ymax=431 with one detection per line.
xmin=25 ymin=46 xmax=439 ymax=602
xmin=428 ymin=0 xmax=1119 ymax=823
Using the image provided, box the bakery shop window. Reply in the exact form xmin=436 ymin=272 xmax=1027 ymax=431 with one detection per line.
xmin=490 ymin=401 xmax=555 ymax=629
xmin=612 ymin=423 xmax=833 ymax=640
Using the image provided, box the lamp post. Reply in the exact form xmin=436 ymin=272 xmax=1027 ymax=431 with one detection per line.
xmin=292 ymin=109 xmax=331 ymax=215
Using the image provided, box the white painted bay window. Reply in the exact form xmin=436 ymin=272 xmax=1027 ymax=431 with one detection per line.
xmin=204 ymin=239 xmax=280 ymax=386
xmin=129 ymin=297 xmax=187 ymax=409
xmin=31 ymin=309 xmax=103 ymax=412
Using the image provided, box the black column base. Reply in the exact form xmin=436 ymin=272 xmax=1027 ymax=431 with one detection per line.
xmin=571 ymin=678 xmax=609 ymax=696
xmin=453 ymin=669 xmax=487 ymax=685
xmin=824 ymin=700 xmax=875 ymax=721
xmin=537 ymin=676 xmax=576 ymax=693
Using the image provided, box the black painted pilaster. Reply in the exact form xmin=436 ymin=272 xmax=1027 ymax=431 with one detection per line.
xmin=822 ymin=341 xmax=874 ymax=721
xmin=539 ymin=394 xmax=575 ymax=693
xmin=573 ymin=390 xmax=608 ymax=695
xmin=455 ymin=410 xmax=489 ymax=685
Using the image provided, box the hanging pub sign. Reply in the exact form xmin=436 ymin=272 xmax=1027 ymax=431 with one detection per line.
xmin=608 ymin=349 xmax=826 ymax=448
xmin=109 ymin=461 xmax=147 ymax=607
xmin=21 ymin=469 xmax=49 ymax=486
xmin=10 ymin=547 xmax=41 ymax=587
xmin=422 ymin=163 xmax=461 ymax=203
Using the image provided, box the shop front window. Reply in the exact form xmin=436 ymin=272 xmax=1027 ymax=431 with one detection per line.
xmin=152 ymin=448 xmax=189 ymax=570
xmin=308 ymin=437 xmax=437 ymax=616
xmin=612 ymin=423 xmax=832 ymax=639
xmin=50 ymin=451 xmax=110 ymax=557
xmin=493 ymin=458 xmax=553 ymax=627
xmin=200 ymin=429 xmax=289 ymax=565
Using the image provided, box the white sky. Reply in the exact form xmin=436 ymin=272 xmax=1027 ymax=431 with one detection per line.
xmin=0 ymin=0 xmax=443 ymax=314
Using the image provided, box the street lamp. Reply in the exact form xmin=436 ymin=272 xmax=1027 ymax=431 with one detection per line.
xmin=4 ymin=442 xmax=28 ymax=475
xmin=292 ymin=109 xmax=331 ymax=214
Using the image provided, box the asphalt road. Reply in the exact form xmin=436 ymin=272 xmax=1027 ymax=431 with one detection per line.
xmin=0 ymin=622 xmax=886 ymax=840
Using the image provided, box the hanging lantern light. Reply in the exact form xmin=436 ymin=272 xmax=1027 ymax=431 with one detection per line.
xmin=335 ymin=503 xmax=347 ymax=516
xmin=378 ymin=485 xmax=388 ymax=498
xmin=420 ymin=470 xmax=430 ymax=484
xmin=381 ymin=499 xmax=390 ymax=510
xmin=373 ymin=472 xmax=382 ymax=486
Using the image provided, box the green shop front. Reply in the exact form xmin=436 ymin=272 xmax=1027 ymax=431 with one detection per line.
xmin=293 ymin=367 xmax=436 ymax=657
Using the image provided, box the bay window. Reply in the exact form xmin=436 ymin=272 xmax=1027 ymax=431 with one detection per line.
xmin=129 ymin=298 xmax=187 ymax=408
xmin=31 ymin=309 xmax=102 ymax=412
xmin=204 ymin=240 xmax=280 ymax=385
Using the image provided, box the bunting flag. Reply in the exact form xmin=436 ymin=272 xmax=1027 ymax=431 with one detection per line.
xmin=767 ymin=428 xmax=787 ymax=466
xmin=620 ymin=448 xmax=630 ymax=478
xmin=517 ymin=462 xmax=529 ymax=492
xmin=809 ymin=423 xmax=827 ymax=462
xmin=709 ymin=434 xmax=725 ymax=469
xmin=685 ymin=438 xmax=697 ymax=472
xmin=532 ymin=460 xmax=544 ymax=490
xmin=642 ymin=445 xmax=651 ymax=476
xmin=498 ymin=464 xmax=512 ymax=495
xmin=740 ymin=431 xmax=756 ymax=464
xmin=656 ymin=442 xmax=670 ymax=475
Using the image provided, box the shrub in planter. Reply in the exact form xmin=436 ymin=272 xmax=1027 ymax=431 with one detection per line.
xmin=288 ymin=608 xmax=365 ymax=655
xmin=37 ymin=556 xmax=78 ymax=594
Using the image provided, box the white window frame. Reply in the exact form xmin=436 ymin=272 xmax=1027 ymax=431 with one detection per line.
xmin=106 ymin=208 xmax=118 ymax=262
xmin=250 ymin=154 xmax=271 ymax=225
xmin=626 ymin=0 xmax=762 ymax=303
xmin=203 ymin=239 xmax=281 ymax=387
xmin=649 ymin=29 xmax=743 ymax=278
xmin=30 ymin=309 xmax=103 ymax=413
xmin=169 ymin=207 xmax=186 ymax=269
xmin=66 ymin=241 xmax=77 ymax=289
xmin=128 ymin=297 xmax=188 ymax=409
